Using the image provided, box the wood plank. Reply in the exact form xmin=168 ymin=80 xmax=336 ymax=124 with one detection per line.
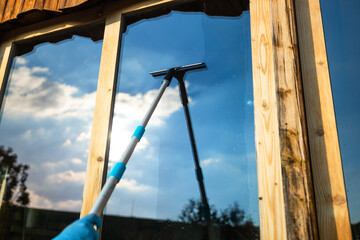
xmin=0 ymin=41 xmax=14 ymax=111
xmin=43 ymin=0 xmax=60 ymax=11
xmin=21 ymin=0 xmax=37 ymax=12
xmin=10 ymin=0 xmax=25 ymax=20
xmin=2 ymin=0 xmax=178 ymax=43
xmin=2 ymin=0 xmax=16 ymax=23
xmin=294 ymin=0 xmax=352 ymax=239
xmin=0 ymin=0 xmax=8 ymax=22
xmin=250 ymin=1 xmax=287 ymax=239
xmin=270 ymin=0 xmax=318 ymax=239
xmin=80 ymin=12 xmax=122 ymax=217
xmin=251 ymin=0 xmax=319 ymax=238
xmin=2 ymin=5 xmax=104 ymax=42
xmin=34 ymin=0 xmax=45 ymax=10
xmin=58 ymin=0 xmax=67 ymax=9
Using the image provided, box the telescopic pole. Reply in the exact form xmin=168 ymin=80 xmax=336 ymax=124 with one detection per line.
xmin=177 ymin=78 xmax=216 ymax=240
xmin=88 ymin=69 xmax=175 ymax=217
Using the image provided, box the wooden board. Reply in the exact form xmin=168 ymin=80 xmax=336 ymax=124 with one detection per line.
xmin=80 ymin=11 xmax=123 ymax=217
xmin=270 ymin=0 xmax=318 ymax=239
xmin=294 ymin=0 xmax=352 ymax=239
xmin=1 ymin=0 xmax=16 ymax=23
xmin=0 ymin=41 xmax=14 ymax=109
xmin=250 ymin=0 xmax=318 ymax=239
xmin=0 ymin=0 xmax=91 ymax=23
xmin=43 ymin=0 xmax=60 ymax=11
xmin=10 ymin=0 xmax=25 ymax=19
xmin=250 ymin=1 xmax=287 ymax=239
xmin=2 ymin=6 xmax=103 ymax=43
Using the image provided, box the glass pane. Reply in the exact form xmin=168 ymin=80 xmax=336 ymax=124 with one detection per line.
xmin=320 ymin=0 xmax=360 ymax=237
xmin=0 ymin=35 xmax=102 ymax=239
xmin=105 ymin=11 xmax=258 ymax=239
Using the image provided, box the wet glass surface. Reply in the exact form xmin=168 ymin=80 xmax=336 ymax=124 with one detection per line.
xmin=0 ymin=35 xmax=102 ymax=239
xmin=319 ymin=0 xmax=360 ymax=235
xmin=105 ymin=11 xmax=258 ymax=239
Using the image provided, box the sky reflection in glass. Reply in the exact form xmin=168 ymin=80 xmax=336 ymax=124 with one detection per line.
xmin=0 ymin=36 xmax=102 ymax=211
xmin=106 ymin=11 xmax=258 ymax=224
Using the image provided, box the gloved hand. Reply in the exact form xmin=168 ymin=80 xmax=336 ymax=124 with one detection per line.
xmin=53 ymin=214 xmax=102 ymax=240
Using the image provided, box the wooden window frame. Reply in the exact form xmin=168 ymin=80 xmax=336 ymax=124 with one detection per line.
xmin=0 ymin=0 xmax=352 ymax=239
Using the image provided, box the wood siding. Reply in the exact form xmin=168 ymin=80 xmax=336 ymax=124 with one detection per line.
xmin=0 ymin=0 xmax=87 ymax=23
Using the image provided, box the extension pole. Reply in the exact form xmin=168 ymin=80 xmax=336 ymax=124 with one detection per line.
xmin=88 ymin=69 xmax=175 ymax=217
xmin=177 ymin=78 xmax=216 ymax=240
xmin=150 ymin=63 xmax=215 ymax=239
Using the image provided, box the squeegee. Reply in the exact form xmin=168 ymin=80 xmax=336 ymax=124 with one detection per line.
xmin=88 ymin=63 xmax=209 ymax=223
xmin=151 ymin=62 xmax=216 ymax=240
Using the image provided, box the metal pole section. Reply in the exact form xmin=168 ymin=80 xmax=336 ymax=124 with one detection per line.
xmin=89 ymin=72 xmax=173 ymax=217
xmin=178 ymin=80 xmax=216 ymax=240
xmin=89 ymin=176 xmax=118 ymax=216
xmin=140 ymin=77 xmax=169 ymax=127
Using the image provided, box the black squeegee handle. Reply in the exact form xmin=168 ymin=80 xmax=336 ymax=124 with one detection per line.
xmin=175 ymin=75 xmax=210 ymax=217
xmin=175 ymin=75 xmax=215 ymax=240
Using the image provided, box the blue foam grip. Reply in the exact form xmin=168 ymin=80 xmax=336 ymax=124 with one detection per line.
xmin=108 ymin=162 xmax=126 ymax=181
xmin=132 ymin=126 xmax=145 ymax=140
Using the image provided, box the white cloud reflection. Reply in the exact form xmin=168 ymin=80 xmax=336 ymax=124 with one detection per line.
xmin=109 ymin=85 xmax=183 ymax=162
xmin=5 ymin=65 xmax=96 ymax=120
xmin=47 ymin=170 xmax=86 ymax=184
xmin=201 ymin=158 xmax=222 ymax=166
xmin=116 ymin=178 xmax=152 ymax=192
xmin=3 ymin=61 xmax=184 ymax=212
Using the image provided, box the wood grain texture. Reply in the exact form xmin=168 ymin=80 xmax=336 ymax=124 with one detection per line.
xmin=0 ymin=41 xmax=12 ymax=88
xmin=0 ymin=0 xmax=94 ymax=24
xmin=250 ymin=0 xmax=287 ymax=239
xmin=80 ymin=12 xmax=122 ymax=217
xmin=21 ymin=0 xmax=36 ymax=12
xmin=271 ymin=0 xmax=318 ymax=239
xmin=294 ymin=0 xmax=352 ymax=239
xmin=1 ymin=0 xmax=16 ymax=22
xmin=2 ymin=6 xmax=103 ymax=43
xmin=43 ymin=0 xmax=60 ymax=11
xmin=251 ymin=0 xmax=318 ymax=239
xmin=10 ymin=0 xmax=25 ymax=19
xmin=0 ymin=41 xmax=14 ymax=114
xmin=0 ymin=0 xmax=7 ymax=22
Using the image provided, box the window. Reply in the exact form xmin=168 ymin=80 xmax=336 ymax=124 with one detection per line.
xmin=0 ymin=0 xmax=353 ymax=239
xmin=0 ymin=25 xmax=103 ymax=239
xmin=104 ymin=10 xmax=258 ymax=239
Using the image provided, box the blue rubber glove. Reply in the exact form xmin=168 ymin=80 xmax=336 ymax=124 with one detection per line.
xmin=53 ymin=214 xmax=102 ymax=240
